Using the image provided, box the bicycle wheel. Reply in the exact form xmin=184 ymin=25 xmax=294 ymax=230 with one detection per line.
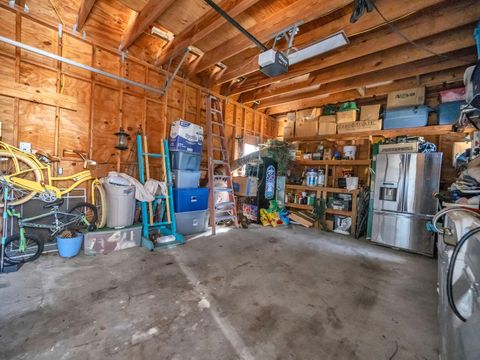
xmin=0 ymin=151 xmax=42 ymax=207
xmin=92 ymin=181 xmax=107 ymax=229
xmin=3 ymin=234 xmax=44 ymax=264
xmin=68 ymin=202 xmax=98 ymax=232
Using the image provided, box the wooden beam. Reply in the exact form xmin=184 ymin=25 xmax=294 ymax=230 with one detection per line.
xmin=75 ymin=0 xmax=97 ymax=31
xmin=266 ymin=69 xmax=465 ymax=115
xmin=230 ymin=18 xmax=478 ymax=97
xmin=190 ymin=0 xmax=353 ymax=75
xmin=216 ymin=0 xmax=445 ymax=84
xmin=255 ymin=49 xmax=476 ymax=108
xmin=119 ymin=0 xmax=176 ymax=50
xmin=0 ymin=80 xmax=78 ymax=111
xmin=155 ymin=0 xmax=260 ymax=66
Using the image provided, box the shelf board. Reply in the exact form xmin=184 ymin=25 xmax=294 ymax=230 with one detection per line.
xmin=285 ymin=202 xmax=313 ymax=210
xmin=325 ymin=208 xmax=352 ymax=216
xmin=291 ymin=125 xmax=470 ymax=142
xmin=295 ymin=159 xmax=370 ymax=166
xmin=285 ymin=184 xmax=360 ymax=194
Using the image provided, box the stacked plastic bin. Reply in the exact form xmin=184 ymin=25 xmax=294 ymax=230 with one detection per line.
xmin=169 ymin=120 xmax=209 ymax=235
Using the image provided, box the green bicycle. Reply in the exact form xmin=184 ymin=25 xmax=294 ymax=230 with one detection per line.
xmin=1 ymin=184 xmax=97 ymax=264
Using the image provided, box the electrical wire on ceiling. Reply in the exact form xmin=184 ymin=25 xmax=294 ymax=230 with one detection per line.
xmin=352 ymin=0 xmax=473 ymax=65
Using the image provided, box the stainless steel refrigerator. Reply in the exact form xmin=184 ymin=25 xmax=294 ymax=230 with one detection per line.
xmin=372 ymin=152 xmax=442 ymax=256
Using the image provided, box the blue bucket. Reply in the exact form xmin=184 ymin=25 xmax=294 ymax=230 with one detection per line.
xmin=57 ymin=233 xmax=83 ymax=258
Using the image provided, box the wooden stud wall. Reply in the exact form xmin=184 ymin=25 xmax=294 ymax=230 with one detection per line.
xmin=0 ymin=6 xmax=275 ymax=182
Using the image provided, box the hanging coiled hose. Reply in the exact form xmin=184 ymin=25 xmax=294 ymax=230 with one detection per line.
xmin=430 ymin=207 xmax=480 ymax=234
xmin=446 ymin=226 xmax=480 ymax=322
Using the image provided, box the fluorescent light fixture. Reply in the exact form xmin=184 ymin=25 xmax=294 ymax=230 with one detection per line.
xmin=151 ymin=26 xmax=174 ymax=42
xmin=365 ymin=80 xmax=394 ymax=88
xmin=288 ymin=31 xmax=349 ymax=66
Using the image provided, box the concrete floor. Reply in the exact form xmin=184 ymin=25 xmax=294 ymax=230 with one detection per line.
xmin=0 ymin=225 xmax=438 ymax=360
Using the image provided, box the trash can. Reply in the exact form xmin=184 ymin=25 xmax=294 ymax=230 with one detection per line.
xmin=103 ymin=173 xmax=136 ymax=228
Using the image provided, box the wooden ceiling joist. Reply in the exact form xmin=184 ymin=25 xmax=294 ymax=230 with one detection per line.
xmin=266 ymin=68 xmax=466 ymax=115
xmin=155 ymin=0 xmax=261 ymax=66
xmin=75 ymin=0 xmax=97 ymax=30
xmin=254 ymin=49 xmax=476 ymax=109
xmin=216 ymin=0 xmax=445 ymax=85
xmin=119 ymin=0 xmax=176 ymax=51
xmin=229 ymin=0 xmax=480 ymax=98
xmin=189 ymin=0 xmax=353 ymax=75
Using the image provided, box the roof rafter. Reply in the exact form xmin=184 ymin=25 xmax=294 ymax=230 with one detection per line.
xmin=155 ymin=0 xmax=261 ymax=66
xmin=267 ymin=68 xmax=466 ymax=115
xmin=227 ymin=0 xmax=480 ymax=97
xmin=189 ymin=0 xmax=353 ymax=75
xmin=257 ymin=49 xmax=475 ymax=109
xmin=75 ymin=0 xmax=97 ymax=31
xmin=216 ymin=0 xmax=445 ymax=85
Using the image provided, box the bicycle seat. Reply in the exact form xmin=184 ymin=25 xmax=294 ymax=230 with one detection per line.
xmin=43 ymin=198 xmax=64 ymax=209
xmin=35 ymin=150 xmax=60 ymax=163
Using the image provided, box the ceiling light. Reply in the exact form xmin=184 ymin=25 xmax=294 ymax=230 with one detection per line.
xmin=365 ymin=80 xmax=394 ymax=88
xmin=151 ymin=27 xmax=174 ymax=42
xmin=288 ymin=31 xmax=349 ymax=66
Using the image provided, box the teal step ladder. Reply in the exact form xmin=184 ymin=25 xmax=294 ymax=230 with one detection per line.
xmin=136 ymin=133 xmax=184 ymax=249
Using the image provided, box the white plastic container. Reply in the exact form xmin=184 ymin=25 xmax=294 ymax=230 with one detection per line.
xmin=103 ymin=173 xmax=136 ymax=228
xmin=343 ymin=145 xmax=357 ymax=160
xmin=305 ymin=170 xmax=318 ymax=186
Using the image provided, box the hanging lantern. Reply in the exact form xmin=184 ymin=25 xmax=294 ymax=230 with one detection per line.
xmin=114 ymin=128 xmax=130 ymax=150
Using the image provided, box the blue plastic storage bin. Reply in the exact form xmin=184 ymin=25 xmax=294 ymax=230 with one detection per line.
xmin=383 ymin=106 xmax=431 ymax=129
xmin=173 ymin=187 xmax=209 ymax=212
xmin=438 ymin=101 xmax=465 ymax=125
xmin=171 ymin=150 xmax=201 ymax=171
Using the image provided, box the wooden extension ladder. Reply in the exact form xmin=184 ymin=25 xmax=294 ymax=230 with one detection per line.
xmin=205 ymin=95 xmax=239 ymax=235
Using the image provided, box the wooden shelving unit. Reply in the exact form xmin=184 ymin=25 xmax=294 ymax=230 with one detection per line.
xmin=284 ymin=184 xmax=359 ymax=236
xmin=291 ymin=125 xmax=470 ymax=142
xmin=296 ymin=159 xmax=370 ymax=166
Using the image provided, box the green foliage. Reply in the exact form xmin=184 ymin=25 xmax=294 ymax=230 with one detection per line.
xmin=264 ymin=139 xmax=293 ymax=176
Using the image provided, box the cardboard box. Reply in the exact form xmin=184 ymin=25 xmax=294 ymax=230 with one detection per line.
xmin=318 ymin=122 xmax=337 ymax=135
xmin=318 ymin=115 xmax=336 ymax=123
xmin=337 ymin=119 xmax=382 ymax=134
xmin=276 ymin=116 xmax=295 ymax=139
xmin=233 ymin=176 xmax=258 ymax=197
xmin=387 ymin=87 xmax=425 ymax=108
xmin=169 ymin=120 xmax=204 ymax=153
xmin=336 ymin=109 xmax=357 ymax=124
xmin=360 ymin=104 xmax=381 ymax=121
xmin=297 ymin=107 xmax=321 ymax=120
xmin=295 ymin=117 xmax=318 ymax=138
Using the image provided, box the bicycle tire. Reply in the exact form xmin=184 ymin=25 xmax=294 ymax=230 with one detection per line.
xmin=3 ymin=234 xmax=44 ymax=264
xmin=0 ymin=151 xmax=43 ymax=207
xmin=68 ymin=202 xmax=98 ymax=232
xmin=92 ymin=181 xmax=107 ymax=229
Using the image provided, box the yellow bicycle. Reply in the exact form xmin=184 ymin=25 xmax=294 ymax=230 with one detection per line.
xmin=0 ymin=141 xmax=107 ymax=228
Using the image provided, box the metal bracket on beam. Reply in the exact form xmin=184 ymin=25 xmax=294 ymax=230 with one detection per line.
xmin=272 ymin=22 xmax=303 ymax=56
xmin=161 ymin=48 xmax=190 ymax=94
xmin=119 ymin=50 xmax=128 ymax=64
xmin=58 ymin=23 xmax=63 ymax=39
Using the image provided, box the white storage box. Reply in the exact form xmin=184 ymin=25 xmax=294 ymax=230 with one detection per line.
xmin=84 ymin=225 xmax=142 ymax=255
xmin=169 ymin=120 xmax=204 ymax=153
